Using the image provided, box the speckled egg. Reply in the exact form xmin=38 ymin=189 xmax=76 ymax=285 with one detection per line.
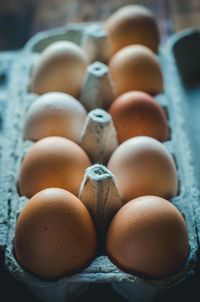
xmin=106 ymin=196 xmax=189 ymax=278
xmin=14 ymin=188 xmax=97 ymax=278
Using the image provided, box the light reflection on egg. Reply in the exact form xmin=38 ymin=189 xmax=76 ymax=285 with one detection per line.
xmin=18 ymin=136 xmax=91 ymax=198
xmin=106 ymin=196 xmax=189 ymax=278
xmin=30 ymin=41 xmax=88 ymax=98
xmin=109 ymin=44 xmax=163 ymax=97
xmin=105 ymin=5 xmax=160 ymax=55
xmin=14 ymin=188 xmax=97 ymax=278
xmin=24 ymin=92 xmax=87 ymax=144
xmin=107 ymin=136 xmax=178 ymax=203
xmin=108 ymin=91 xmax=169 ymax=144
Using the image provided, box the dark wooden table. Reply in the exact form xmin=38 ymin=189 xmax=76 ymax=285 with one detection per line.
xmin=0 ymin=1 xmax=200 ymax=301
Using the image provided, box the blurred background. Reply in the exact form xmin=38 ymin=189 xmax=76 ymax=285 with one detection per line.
xmin=0 ymin=0 xmax=200 ymax=51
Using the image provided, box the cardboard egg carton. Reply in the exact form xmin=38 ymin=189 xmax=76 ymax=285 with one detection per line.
xmin=0 ymin=23 xmax=199 ymax=301
xmin=165 ymin=27 xmax=200 ymax=279
xmin=0 ymin=50 xmax=23 ymax=258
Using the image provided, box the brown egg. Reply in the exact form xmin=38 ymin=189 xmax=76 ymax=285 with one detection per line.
xmin=30 ymin=41 xmax=88 ymax=97
xmin=106 ymin=196 xmax=189 ymax=278
xmin=109 ymin=45 xmax=163 ymax=96
xmin=105 ymin=5 xmax=160 ymax=55
xmin=108 ymin=91 xmax=169 ymax=144
xmin=24 ymin=92 xmax=87 ymax=144
xmin=18 ymin=136 xmax=91 ymax=198
xmin=14 ymin=188 xmax=97 ymax=278
xmin=107 ymin=136 xmax=178 ymax=203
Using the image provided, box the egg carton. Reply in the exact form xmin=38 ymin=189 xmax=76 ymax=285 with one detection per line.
xmin=0 ymin=50 xmax=23 ymax=260
xmin=166 ymin=28 xmax=200 ymax=272
xmin=0 ymin=23 xmax=199 ymax=301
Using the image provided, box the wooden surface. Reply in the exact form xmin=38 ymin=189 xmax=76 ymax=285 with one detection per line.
xmin=0 ymin=0 xmax=200 ymax=50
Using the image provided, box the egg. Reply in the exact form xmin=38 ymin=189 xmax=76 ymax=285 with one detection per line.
xmin=29 ymin=41 xmax=88 ymax=97
xmin=107 ymin=136 xmax=178 ymax=203
xmin=14 ymin=188 xmax=97 ymax=278
xmin=24 ymin=92 xmax=87 ymax=144
xmin=108 ymin=91 xmax=169 ymax=144
xmin=18 ymin=136 xmax=91 ymax=198
xmin=106 ymin=196 xmax=189 ymax=278
xmin=109 ymin=45 xmax=163 ymax=96
xmin=105 ymin=5 xmax=160 ymax=55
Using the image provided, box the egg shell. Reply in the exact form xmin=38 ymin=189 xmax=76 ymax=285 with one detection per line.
xmin=30 ymin=41 xmax=88 ymax=97
xmin=24 ymin=92 xmax=87 ymax=144
xmin=108 ymin=91 xmax=169 ymax=144
xmin=106 ymin=196 xmax=189 ymax=278
xmin=109 ymin=45 xmax=163 ymax=96
xmin=105 ymin=5 xmax=160 ymax=54
xmin=18 ymin=136 xmax=91 ymax=198
xmin=107 ymin=136 xmax=178 ymax=203
xmin=14 ymin=188 xmax=97 ymax=278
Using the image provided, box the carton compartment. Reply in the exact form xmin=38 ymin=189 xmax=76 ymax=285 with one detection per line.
xmin=173 ymin=30 xmax=200 ymax=86
xmin=169 ymin=28 xmax=200 ymax=273
xmin=170 ymin=29 xmax=200 ymax=189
